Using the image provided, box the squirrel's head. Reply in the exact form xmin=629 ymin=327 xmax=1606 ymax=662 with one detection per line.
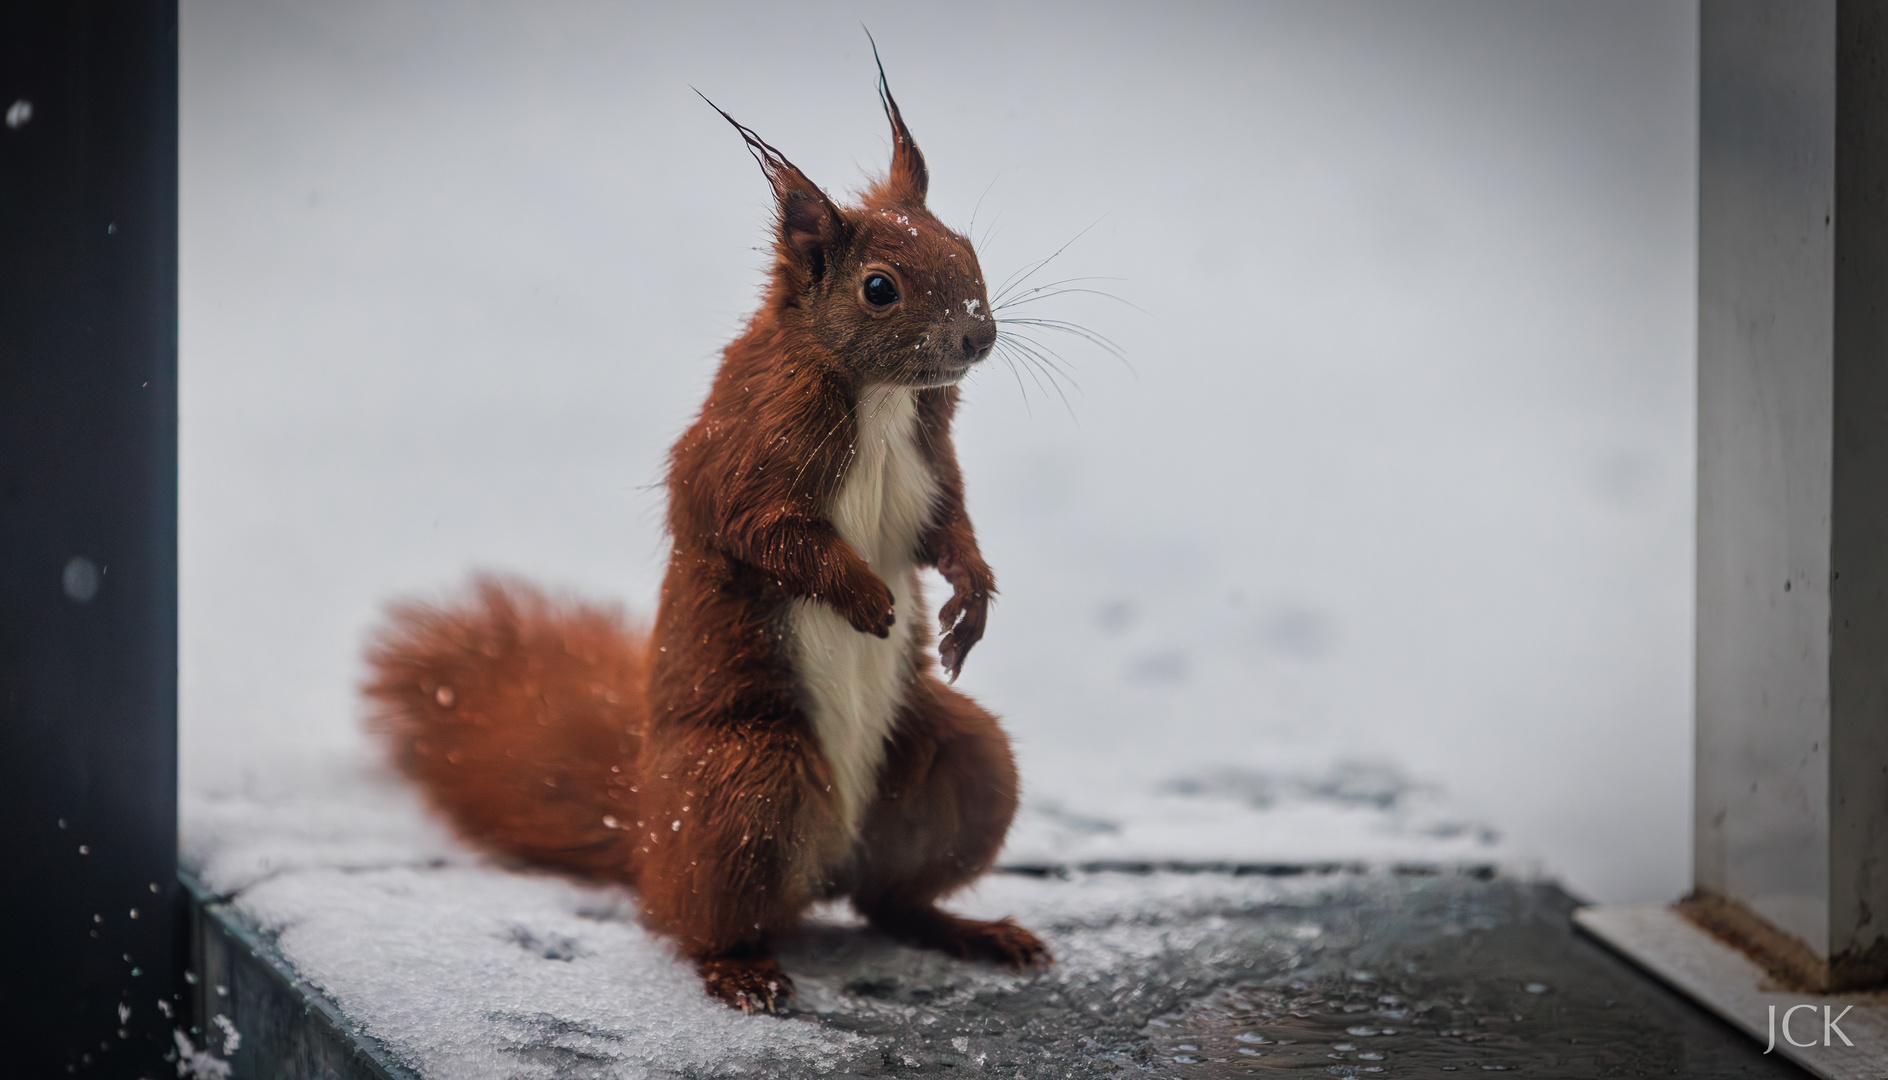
xmin=705 ymin=57 xmax=994 ymax=391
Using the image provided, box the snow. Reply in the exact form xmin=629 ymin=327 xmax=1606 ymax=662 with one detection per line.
xmin=172 ymin=1030 xmax=233 ymax=1080
xmin=1002 ymin=760 xmax=1508 ymax=872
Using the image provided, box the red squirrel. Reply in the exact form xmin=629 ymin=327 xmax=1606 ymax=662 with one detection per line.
xmin=362 ymin=59 xmax=1048 ymax=1012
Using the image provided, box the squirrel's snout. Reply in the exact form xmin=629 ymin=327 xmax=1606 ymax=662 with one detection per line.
xmin=961 ymin=321 xmax=997 ymax=363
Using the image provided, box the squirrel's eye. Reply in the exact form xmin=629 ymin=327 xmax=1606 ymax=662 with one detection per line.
xmin=863 ymin=274 xmax=900 ymax=307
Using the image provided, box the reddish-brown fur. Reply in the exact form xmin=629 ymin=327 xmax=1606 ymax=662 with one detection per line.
xmin=364 ymin=61 xmax=1046 ymax=1012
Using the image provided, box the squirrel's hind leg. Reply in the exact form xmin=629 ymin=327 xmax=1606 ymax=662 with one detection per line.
xmin=848 ymin=677 xmax=1051 ymax=968
xmin=635 ymin=709 xmax=848 ymax=1009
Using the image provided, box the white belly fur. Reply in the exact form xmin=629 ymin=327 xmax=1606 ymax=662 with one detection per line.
xmin=786 ymin=385 xmax=939 ymax=840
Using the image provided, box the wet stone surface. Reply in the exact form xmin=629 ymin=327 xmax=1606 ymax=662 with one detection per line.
xmin=1129 ymin=879 xmax=1806 ymax=1078
xmin=760 ymin=874 xmax=1803 ymax=1079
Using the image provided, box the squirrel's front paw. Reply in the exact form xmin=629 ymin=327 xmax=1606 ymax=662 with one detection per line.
xmin=838 ymin=575 xmax=896 ymax=638
xmin=937 ymin=587 xmax=987 ymax=681
xmin=935 ymin=552 xmax=993 ymax=680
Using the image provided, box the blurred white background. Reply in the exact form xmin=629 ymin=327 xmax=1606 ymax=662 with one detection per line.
xmin=181 ymin=0 xmax=1699 ymax=904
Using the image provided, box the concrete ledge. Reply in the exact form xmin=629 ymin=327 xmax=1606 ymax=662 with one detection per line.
xmin=1576 ymin=904 xmax=1888 ymax=1080
xmin=174 ymin=859 xmax=1803 ymax=1077
xmin=183 ymin=869 xmax=414 ymax=1080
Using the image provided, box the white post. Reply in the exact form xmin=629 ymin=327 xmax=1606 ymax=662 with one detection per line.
xmin=1691 ymin=0 xmax=1888 ymax=993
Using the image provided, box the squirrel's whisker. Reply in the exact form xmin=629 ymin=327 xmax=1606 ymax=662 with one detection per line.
xmin=967 ymin=176 xmax=1000 ymax=248
xmin=998 ymin=318 xmax=1128 ymax=364
xmin=993 ymin=336 xmax=1079 ymax=418
xmin=996 ymin=341 xmax=1072 ymax=419
xmin=992 ymin=284 xmax=1139 ymax=315
xmin=997 ymin=333 xmax=1081 ymax=389
xmin=989 ymin=219 xmax=1103 ymax=307
xmin=991 ymin=274 xmax=1132 ymax=306
xmin=991 ymin=346 xmax=1036 ymax=416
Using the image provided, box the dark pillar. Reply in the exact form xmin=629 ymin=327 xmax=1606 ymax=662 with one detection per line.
xmin=0 ymin=2 xmax=181 ymax=1075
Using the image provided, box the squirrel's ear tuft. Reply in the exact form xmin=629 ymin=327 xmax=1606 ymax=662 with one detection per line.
xmin=867 ymin=32 xmax=927 ymax=203
xmin=698 ymin=91 xmax=847 ymax=281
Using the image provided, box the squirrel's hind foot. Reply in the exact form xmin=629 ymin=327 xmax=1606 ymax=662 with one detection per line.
xmin=699 ymin=952 xmax=794 ymax=1014
xmin=947 ymin=915 xmax=1052 ymax=969
xmin=866 ymin=905 xmax=1052 ymax=970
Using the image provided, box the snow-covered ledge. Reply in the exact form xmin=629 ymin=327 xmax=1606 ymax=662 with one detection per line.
xmin=1580 ymin=3 xmax=1888 ymax=1076
xmin=179 ymin=750 xmax=1516 ymax=1078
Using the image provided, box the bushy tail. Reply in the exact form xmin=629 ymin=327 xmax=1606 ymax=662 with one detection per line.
xmin=363 ymin=575 xmax=647 ymax=882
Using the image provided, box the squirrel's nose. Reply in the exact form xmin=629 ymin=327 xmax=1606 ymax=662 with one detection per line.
xmin=961 ymin=321 xmax=996 ymax=363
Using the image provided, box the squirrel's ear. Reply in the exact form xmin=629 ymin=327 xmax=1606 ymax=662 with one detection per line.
xmin=869 ymin=35 xmax=928 ymax=203
xmin=774 ymin=181 xmax=844 ymax=281
xmin=699 ymin=93 xmax=847 ymax=281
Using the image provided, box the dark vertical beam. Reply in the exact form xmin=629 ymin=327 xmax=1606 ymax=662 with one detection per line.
xmin=1828 ymin=0 xmax=1888 ymax=994
xmin=0 ymin=2 xmax=181 ymax=1075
